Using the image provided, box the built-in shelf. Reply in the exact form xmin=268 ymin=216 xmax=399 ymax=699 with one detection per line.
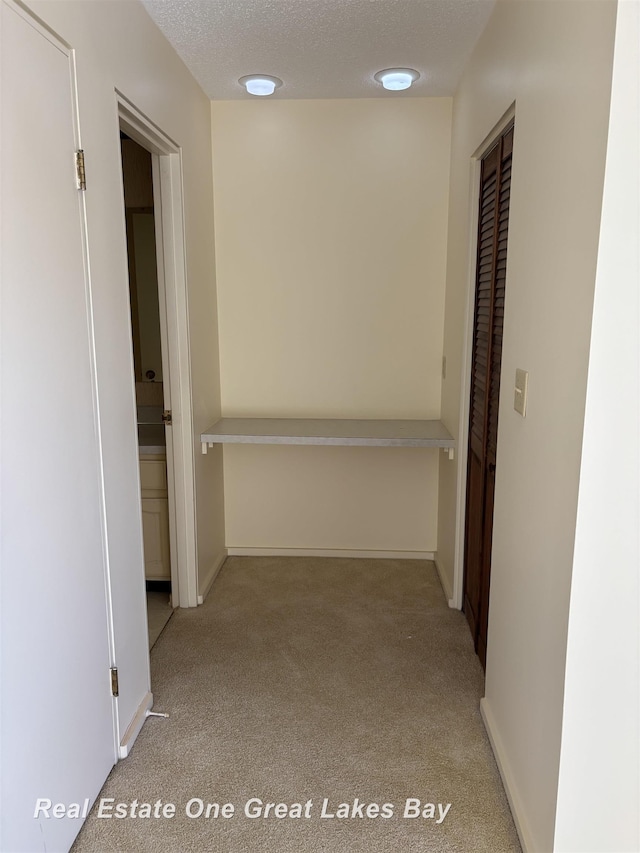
xmin=201 ymin=418 xmax=455 ymax=455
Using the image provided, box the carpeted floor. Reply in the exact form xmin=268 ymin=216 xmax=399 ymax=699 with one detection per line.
xmin=72 ymin=557 xmax=521 ymax=852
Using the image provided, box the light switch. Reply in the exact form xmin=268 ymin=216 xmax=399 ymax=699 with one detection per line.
xmin=514 ymin=369 xmax=528 ymax=417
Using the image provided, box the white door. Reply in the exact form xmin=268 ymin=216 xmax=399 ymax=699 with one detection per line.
xmin=0 ymin=3 xmax=115 ymax=851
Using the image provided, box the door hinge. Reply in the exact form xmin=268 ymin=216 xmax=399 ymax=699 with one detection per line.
xmin=76 ymin=149 xmax=86 ymax=191
xmin=110 ymin=667 xmax=119 ymax=697
xmin=162 ymin=410 xmax=172 ymax=425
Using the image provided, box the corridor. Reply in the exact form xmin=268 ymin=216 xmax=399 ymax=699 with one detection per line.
xmin=73 ymin=557 xmax=520 ymax=852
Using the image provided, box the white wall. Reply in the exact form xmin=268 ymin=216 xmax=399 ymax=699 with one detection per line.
xmin=554 ymin=2 xmax=640 ymax=849
xmin=211 ymin=98 xmax=451 ymax=554
xmin=26 ymin=0 xmax=225 ymax=737
xmin=436 ymin=1 xmax=617 ymax=849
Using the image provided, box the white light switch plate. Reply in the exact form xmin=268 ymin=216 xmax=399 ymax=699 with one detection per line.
xmin=514 ymin=369 xmax=528 ymax=417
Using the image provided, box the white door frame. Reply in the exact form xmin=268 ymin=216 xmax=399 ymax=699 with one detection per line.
xmin=452 ymin=104 xmax=516 ymax=610
xmin=117 ymin=92 xmax=198 ymax=608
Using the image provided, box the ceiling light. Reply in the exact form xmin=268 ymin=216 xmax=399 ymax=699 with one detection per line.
xmin=239 ymin=74 xmax=283 ymax=96
xmin=374 ymin=68 xmax=420 ymax=91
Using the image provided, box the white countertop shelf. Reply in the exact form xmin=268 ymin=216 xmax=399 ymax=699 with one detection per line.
xmin=201 ymin=418 xmax=455 ymax=453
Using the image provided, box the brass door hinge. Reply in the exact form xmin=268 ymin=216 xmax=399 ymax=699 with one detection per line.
xmin=162 ymin=410 xmax=172 ymax=424
xmin=76 ymin=150 xmax=86 ymax=191
xmin=110 ymin=667 xmax=119 ymax=697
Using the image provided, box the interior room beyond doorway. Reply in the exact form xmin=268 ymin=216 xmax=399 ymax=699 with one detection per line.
xmin=120 ymin=132 xmax=174 ymax=648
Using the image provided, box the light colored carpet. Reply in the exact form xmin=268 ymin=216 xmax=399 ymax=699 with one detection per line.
xmin=73 ymin=557 xmax=521 ymax=852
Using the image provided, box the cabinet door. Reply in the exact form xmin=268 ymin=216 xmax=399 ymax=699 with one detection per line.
xmin=141 ymin=498 xmax=171 ymax=580
xmin=139 ymin=458 xmax=167 ymax=495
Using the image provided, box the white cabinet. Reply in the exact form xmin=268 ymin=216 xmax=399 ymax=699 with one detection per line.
xmin=139 ymin=455 xmax=170 ymax=580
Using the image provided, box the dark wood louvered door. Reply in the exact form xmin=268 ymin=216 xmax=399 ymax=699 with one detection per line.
xmin=463 ymin=123 xmax=514 ymax=668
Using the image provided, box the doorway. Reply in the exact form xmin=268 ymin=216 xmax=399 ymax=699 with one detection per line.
xmin=120 ymin=132 xmax=174 ymax=647
xmin=462 ymin=121 xmax=514 ymax=669
xmin=116 ymin=95 xmax=199 ymax=622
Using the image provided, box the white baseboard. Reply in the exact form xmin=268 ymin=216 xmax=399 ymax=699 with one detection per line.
xmin=226 ymin=547 xmax=435 ymax=561
xmin=480 ymin=697 xmax=537 ymax=853
xmin=118 ymin=691 xmax=153 ymax=759
xmin=434 ymin=554 xmax=455 ymax=605
xmin=197 ymin=550 xmax=227 ymax=604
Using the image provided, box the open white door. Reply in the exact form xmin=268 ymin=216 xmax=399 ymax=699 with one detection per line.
xmin=0 ymin=3 xmax=115 ymax=850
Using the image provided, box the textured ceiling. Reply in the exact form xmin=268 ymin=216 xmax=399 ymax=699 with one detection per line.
xmin=141 ymin=0 xmax=496 ymax=100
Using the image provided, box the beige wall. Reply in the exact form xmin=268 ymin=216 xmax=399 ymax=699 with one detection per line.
xmin=224 ymin=445 xmax=439 ymax=553
xmin=212 ymin=98 xmax=452 ymax=552
xmin=437 ymin=0 xmax=617 ymax=849
xmin=554 ymin=3 xmax=639 ymax=849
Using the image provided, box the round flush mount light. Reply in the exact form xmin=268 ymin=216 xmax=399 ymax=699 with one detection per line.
xmin=239 ymin=74 xmax=283 ymax=96
xmin=374 ymin=68 xmax=420 ymax=91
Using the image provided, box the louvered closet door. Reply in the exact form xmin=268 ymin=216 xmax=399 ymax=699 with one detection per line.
xmin=463 ymin=123 xmax=514 ymax=669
